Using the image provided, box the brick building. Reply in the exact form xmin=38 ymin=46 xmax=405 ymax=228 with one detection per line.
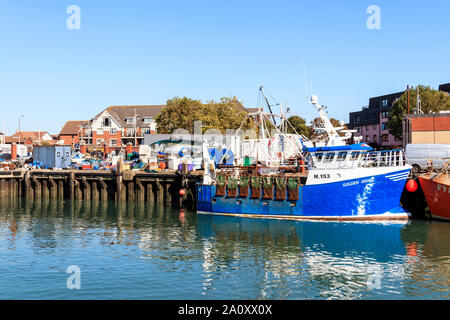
xmin=59 ymin=121 xmax=87 ymax=146
xmin=348 ymin=92 xmax=404 ymax=149
xmin=403 ymin=113 xmax=450 ymax=145
xmin=5 ymin=131 xmax=53 ymax=146
xmin=79 ymin=105 xmax=164 ymax=152
xmin=349 ymin=83 xmax=450 ymax=149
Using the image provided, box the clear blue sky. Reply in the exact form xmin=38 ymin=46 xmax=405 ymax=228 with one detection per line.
xmin=0 ymin=0 xmax=449 ymax=134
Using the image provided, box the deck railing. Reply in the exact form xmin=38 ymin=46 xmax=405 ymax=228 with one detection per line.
xmin=308 ymin=149 xmax=407 ymax=169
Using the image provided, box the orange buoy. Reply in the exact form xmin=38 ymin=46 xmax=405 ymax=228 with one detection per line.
xmin=406 ymin=179 xmax=418 ymax=192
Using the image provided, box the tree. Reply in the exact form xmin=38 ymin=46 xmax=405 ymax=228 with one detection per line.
xmin=205 ymin=97 xmax=253 ymax=133
xmin=308 ymin=117 xmax=347 ymax=142
xmin=155 ymin=97 xmax=205 ymax=134
xmin=387 ymin=85 xmax=450 ymax=139
xmin=287 ymin=115 xmax=309 ymax=137
xmin=155 ymin=96 xmax=254 ymax=134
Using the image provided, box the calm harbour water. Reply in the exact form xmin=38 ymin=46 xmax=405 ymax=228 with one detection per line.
xmin=0 ymin=199 xmax=449 ymax=300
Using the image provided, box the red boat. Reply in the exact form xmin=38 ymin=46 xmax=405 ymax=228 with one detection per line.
xmin=418 ymin=160 xmax=450 ymax=221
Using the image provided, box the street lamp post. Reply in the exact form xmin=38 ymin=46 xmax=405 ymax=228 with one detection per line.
xmin=18 ymin=115 xmax=24 ymax=145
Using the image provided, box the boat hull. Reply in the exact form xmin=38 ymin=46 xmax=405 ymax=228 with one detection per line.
xmin=418 ymin=175 xmax=450 ymax=221
xmin=197 ymin=167 xmax=411 ymax=221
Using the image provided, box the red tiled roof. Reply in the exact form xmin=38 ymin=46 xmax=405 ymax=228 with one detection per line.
xmin=59 ymin=121 xmax=86 ymax=135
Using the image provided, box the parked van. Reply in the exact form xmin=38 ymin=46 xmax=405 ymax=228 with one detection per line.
xmin=405 ymin=144 xmax=450 ymax=173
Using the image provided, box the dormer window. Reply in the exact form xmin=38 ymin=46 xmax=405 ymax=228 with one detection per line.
xmin=102 ymin=117 xmax=111 ymax=127
xmin=125 ymin=118 xmax=135 ymax=124
xmin=143 ymin=117 xmax=153 ymax=123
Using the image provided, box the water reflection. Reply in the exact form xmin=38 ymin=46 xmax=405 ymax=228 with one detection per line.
xmin=0 ymin=199 xmax=448 ymax=299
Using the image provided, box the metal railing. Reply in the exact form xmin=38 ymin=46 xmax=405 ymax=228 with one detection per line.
xmin=308 ymin=149 xmax=407 ymax=169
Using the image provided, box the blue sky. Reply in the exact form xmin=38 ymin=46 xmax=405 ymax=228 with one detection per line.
xmin=0 ymin=0 xmax=449 ymax=134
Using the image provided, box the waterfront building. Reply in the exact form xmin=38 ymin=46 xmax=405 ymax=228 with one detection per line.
xmin=79 ymin=105 xmax=164 ymax=152
xmin=58 ymin=121 xmax=88 ymax=146
xmin=348 ymin=83 xmax=450 ymax=149
xmin=439 ymin=83 xmax=450 ymax=94
xmin=403 ymin=113 xmax=450 ymax=145
xmin=5 ymin=131 xmax=53 ymax=146
xmin=348 ymin=92 xmax=404 ymax=149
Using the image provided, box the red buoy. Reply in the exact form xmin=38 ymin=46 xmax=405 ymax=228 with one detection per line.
xmin=406 ymin=179 xmax=418 ymax=192
xmin=179 ymin=189 xmax=186 ymax=196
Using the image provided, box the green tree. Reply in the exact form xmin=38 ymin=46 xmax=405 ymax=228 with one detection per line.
xmin=287 ymin=115 xmax=309 ymax=137
xmin=155 ymin=96 xmax=254 ymax=134
xmin=308 ymin=117 xmax=347 ymax=141
xmin=155 ymin=97 xmax=205 ymax=134
xmin=205 ymin=97 xmax=253 ymax=132
xmin=388 ymin=85 xmax=450 ymax=139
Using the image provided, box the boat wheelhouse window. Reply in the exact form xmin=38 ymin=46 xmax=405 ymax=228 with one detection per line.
xmin=314 ymin=153 xmax=324 ymax=161
xmin=337 ymin=152 xmax=347 ymax=161
xmin=324 ymin=153 xmax=335 ymax=162
xmin=350 ymin=152 xmax=360 ymax=160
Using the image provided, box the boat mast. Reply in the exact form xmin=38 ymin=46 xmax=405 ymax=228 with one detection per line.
xmin=259 ymin=86 xmax=277 ymax=126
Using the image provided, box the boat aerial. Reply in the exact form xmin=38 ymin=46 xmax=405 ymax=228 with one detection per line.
xmin=196 ymin=87 xmax=412 ymax=221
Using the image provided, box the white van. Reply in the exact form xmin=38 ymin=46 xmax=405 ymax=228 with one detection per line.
xmin=405 ymin=144 xmax=450 ymax=173
xmin=0 ymin=144 xmax=28 ymax=159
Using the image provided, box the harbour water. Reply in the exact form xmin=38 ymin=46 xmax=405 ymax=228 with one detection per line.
xmin=0 ymin=200 xmax=449 ymax=300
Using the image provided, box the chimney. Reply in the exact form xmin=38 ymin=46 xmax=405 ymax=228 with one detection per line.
xmin=11 ymin=143 xmax=17 ymax=160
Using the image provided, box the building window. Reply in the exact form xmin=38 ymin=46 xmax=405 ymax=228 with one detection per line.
xmin=355 ymin=126 xmax=360 ymax=132
xmin=143 ymin=117 xmax=153 ymax=123
xmin=354 ymin=115 xmax=360 ymax=123
xmin=110 ymin=139 xmax=117 ymax=146
xmin=110 ymin=128 xmax=117 ymax=135
xmin=381 ymin=123 xmax=387 ymax=130
xmin=381 ymin=99 xmax=388 ymax=107
xmin=142 ymin=128 xmax=151 ymax=135
xmin=96 ymin=139 xmax=103 ymax=145
xmin=125 ymin=118 xmax=135 ymax=124
xmin=127 ymin=129 xmax=135 ymax=136
xmin=373 ymin=135 xmax=377 ymax=142
xmin=382 ymin=134 xmax=389 ymax=142
xmin=366 ymin=135 xmax=369 ymax=142
xmin=102 ymin=117 xmax=110 ymax=127
xmin=373 ymin=124 xmax=377 ymax=130
xmin=381 ymin=111 xmax=389 ymax=118
xmin=97 ymin=129 xmax=103 ymax=135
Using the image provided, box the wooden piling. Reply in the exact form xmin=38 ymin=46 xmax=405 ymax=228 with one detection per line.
xmin=32 ymin=176 xmax=41 ymax=201
xmin=58 ymin=179 xmax=64 ymax=200
xmin=146 ymin=182 xmax=154 ymax=205
xmin=68 ymin=171 xmax=75 ymax=200
xmin=155 ymin=178 xmax=164 ymax=204
xmin=49 ymin=176 xmax=57 ymax=200
xmin=92 ymin=181 xmax=99 ymax=201
xmin=82 ymin=177 xmax=91 ymax=201
xmin=136 ymin=178 xmax=145 ymax=203
xmin=99 ymin=177 xmax=108 ymax=202
xmin=0 ymin=168 xmax=201 ymax=208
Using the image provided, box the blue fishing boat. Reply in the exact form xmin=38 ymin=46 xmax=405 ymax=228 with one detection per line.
xmin=196 ymin=91 xmax=411 ymax=221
